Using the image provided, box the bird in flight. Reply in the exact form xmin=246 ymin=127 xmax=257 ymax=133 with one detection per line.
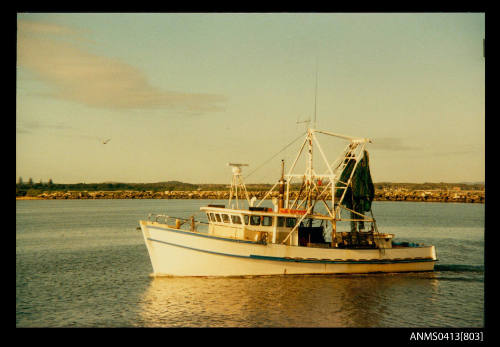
xmin=102 ymin=138 xmax=111 ymax=144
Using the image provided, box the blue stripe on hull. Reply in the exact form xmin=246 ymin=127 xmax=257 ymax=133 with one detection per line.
xmin=146 ymin=237 xmax=435 ymax=265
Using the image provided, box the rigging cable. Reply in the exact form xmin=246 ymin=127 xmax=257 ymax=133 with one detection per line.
xmin=244 ymin=132 xmax=306 ymax=180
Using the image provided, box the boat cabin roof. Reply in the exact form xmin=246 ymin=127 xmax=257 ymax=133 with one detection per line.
xmin=200 ymin=205 xmax=333 ymax=220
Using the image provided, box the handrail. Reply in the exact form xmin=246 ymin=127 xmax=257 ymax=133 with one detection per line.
xmin=147 ymin=214 xmax=210 ymax=232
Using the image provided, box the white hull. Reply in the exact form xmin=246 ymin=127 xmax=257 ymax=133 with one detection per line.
xmin=140 ymin=221 xmax=437 ymax=277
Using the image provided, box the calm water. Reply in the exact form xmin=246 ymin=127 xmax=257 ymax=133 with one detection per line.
xmin=16 ymin=199 xmax=484 ymax=327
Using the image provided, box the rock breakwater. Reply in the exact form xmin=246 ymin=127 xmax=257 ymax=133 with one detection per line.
xmin=21 ymin=189 xmax=484 ymax=203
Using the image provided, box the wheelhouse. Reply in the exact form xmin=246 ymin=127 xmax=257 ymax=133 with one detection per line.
xmin=200 ymin=204 xmax=334 ymax=246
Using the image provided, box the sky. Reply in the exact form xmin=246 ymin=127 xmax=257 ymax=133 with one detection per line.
xmin=16 ymin=13 xmax=485 ymax=184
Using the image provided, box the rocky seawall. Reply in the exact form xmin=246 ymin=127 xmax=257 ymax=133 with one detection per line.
xmin=18 ymin=189 xmax=484 ymax=203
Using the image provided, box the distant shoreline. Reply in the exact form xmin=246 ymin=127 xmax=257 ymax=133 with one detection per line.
xmin=15 ymin=189 xmax=484 ymax=203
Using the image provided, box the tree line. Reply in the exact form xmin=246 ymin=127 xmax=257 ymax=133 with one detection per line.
xmin=16 ymin=177 xmax=483 ymax=197
xmin=16 ymin=179 xmax=202 ymax=196
xmin=16 ymin=177 xmax=484 ymax=192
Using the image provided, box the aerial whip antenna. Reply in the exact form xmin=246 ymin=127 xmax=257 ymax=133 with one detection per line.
xmin=313 ymin=58 xmax=318 ymax=129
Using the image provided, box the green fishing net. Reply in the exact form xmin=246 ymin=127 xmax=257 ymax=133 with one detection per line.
xmin=335 ymin=150 xmax=375 ymax=213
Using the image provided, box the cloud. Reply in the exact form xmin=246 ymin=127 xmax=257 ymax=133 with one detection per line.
xmin=17 ymin=20 xmax=226 ymax=112
xmin=16 ymin=120 xmax=73 ymax=134
xmin=371 ymin=137 xmax=483 ymax=157
xmin=430 ymin=144 xmax=483 ymax=157
xmin=370 ymin=137 xmax=418 ymax=151
xmin=16 ymin=119 xmax=112 ymax=143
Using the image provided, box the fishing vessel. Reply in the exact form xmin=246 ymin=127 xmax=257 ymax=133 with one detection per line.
xmin=139 ymin=128 xmax=437 ymax=276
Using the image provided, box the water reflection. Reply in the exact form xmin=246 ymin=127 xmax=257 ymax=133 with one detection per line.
xmin=136 ymin=272 xmax=441 ymax=327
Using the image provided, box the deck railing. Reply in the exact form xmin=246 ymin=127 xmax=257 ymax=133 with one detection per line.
xmin=147 ymin=213 xmax=209 ymax=232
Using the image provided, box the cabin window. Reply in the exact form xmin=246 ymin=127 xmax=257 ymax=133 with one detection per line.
xmin=215 ymin=214 xmax=222 ymax=223
xmin=222 ymin=214 xmax=230 ymax=223
xmin=250 ymin=215 xmax=262 ymax=226
xmin=210 ymin=213 xmax=216 ymax=222
xmin=231 ymin=215 xmax=242 ymax=224
xmin=277 ymin=217 xmax=285 ymax=227
xmin=285 ymin=217 xmax=297 ymax=228
xmin=206 ymin=213 xmax=212 ymax=222
xmin=262 ymin=216 xmax=273 ymax=226
xmin=243 ymin=215 xmax=249 ymax=225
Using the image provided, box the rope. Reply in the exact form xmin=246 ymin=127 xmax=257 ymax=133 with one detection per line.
xmin=244 ymin=132 xmax=306 ymax=180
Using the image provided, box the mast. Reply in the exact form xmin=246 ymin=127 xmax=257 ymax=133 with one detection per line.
xmin=278 ymin=159 xmax=286 ymax=210
xmin=282 ymin=129 xmax=371 ymax=214
xmin=274 ymin=127 xmax=377 ymax=246
xmin=308 ymin=60 xmax=318 ymax=210
xmin=306 ymin=128 xmax=313 ymax=210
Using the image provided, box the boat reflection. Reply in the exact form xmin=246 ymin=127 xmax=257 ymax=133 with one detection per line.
xmin=136 ymin=272 xmax=440 ymax=327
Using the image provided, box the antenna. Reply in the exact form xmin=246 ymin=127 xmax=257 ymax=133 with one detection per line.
xmin=313 ymin=58 xmax=318 ymax=129
xmin=227 ymin=163 xmax=250 ymax=208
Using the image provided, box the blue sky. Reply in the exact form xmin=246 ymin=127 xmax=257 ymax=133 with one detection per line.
xmin=16 ymin=13 xmax=485 ymax=184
